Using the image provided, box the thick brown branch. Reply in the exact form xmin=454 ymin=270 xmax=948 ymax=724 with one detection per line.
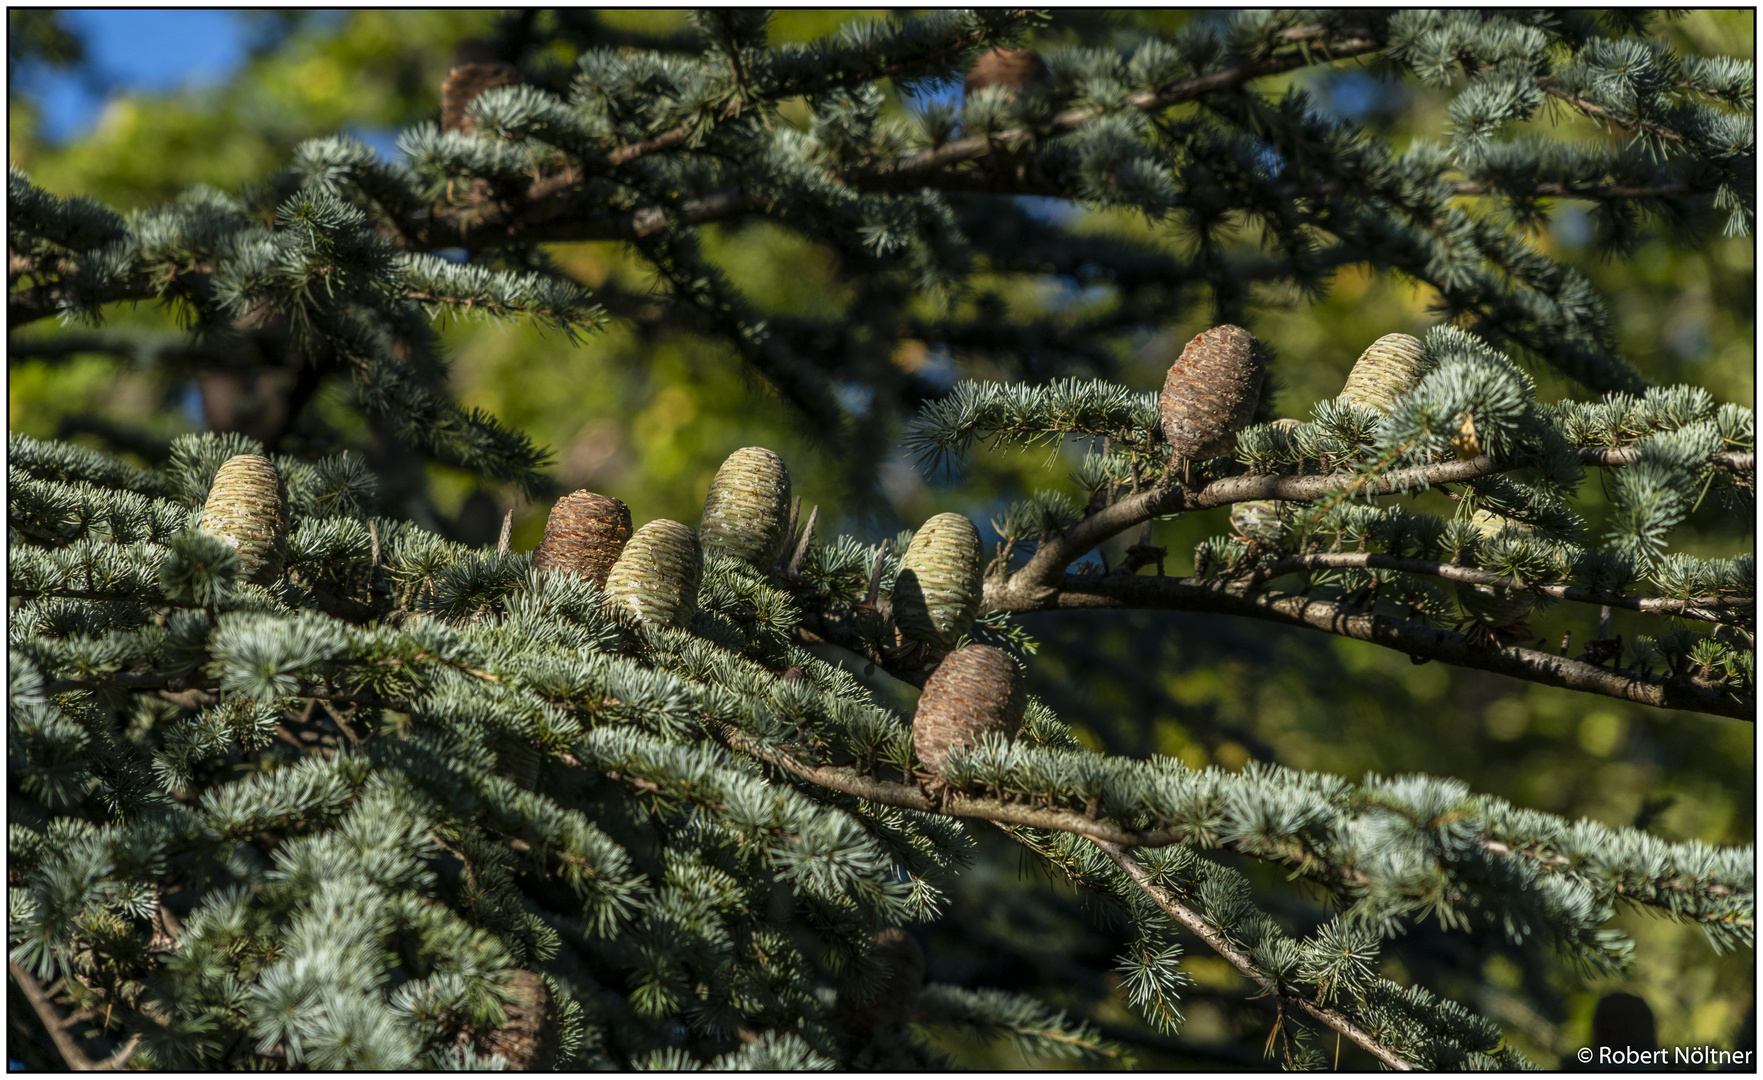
xmin=1088 ymin=840 xmax=1417 ymax=1072
xmin=983 ymin=574 xmax=1752 ymax=721
xmin=1015 ymin=455 xmax=1508 ymax=588
xmin=1258 ymin=553 xmax=1753 ymax=623
xmin=1580 ymin=446 xmax=1754 ymax=475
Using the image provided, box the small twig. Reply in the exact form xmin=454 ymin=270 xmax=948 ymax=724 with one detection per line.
xmin=1087 ymin=841 xmax=1416 ymax=1072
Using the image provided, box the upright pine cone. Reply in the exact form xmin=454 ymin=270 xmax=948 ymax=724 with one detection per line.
xmin=199 ymin=454 xmax=288 ymax=585
xmin=1338 ymin=333 xmax=1429 ymax=415
xmin=834 ymin=928 xmax=927 ymax=1047
xmin=1158 ymin=324 xmax=1267 ymax=464
xmin=441 ymin=42 xmax=523 ymax=134
xmin=603 ymin=519 xmax=702 ymax=628
xmin=912 ymin=644 xmax=1026 ymax=778
xmin=891 ymin=513 xmax=983 ymax=651
xmin=964 ymin=48 xmax=1049 ymax=96
xmin=699 ymin=446 xmax=791 ymax=570
xmin=479 ymin=970 xmax=558 ymax=1071
xmin=532 ymin=490 xmax=631 ymax=587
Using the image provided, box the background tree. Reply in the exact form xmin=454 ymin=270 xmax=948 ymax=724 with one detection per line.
xmin=8 ymin=8 xmax=1753 ymax=1070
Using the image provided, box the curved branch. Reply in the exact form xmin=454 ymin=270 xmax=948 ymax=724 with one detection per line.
xmin=1258 ymin=552 xmax=1753 ymax=623
xmin=1581 ymin=446 xmax=1753 ymax=475
xmin=982 ymin=573 xmax=1752 ymax=721
xmin=1015 ymin=455 xmax=1509 ymax=587
xmin=1088 ymin=840 xmax=1417 ymax=1071
xmin=425 ymin=31 xmax=1386 ymax=249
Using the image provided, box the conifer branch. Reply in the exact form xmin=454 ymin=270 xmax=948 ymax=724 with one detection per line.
xmin=1257 ymin=553 xmax=1752 ymax=623
xmin=1088 ymin=840 xmax=1417 ymax=1072
xmin=983 ymin=574 xmax=1752 ymax=720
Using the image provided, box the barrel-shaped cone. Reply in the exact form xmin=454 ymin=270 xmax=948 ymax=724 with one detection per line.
xmin=603 ymin=519 xmax=702 ymax=628
xmin=699 ymin=446 xmax=791 ymax=570
xmin=199 ymin=454 xmax=289 ymax=585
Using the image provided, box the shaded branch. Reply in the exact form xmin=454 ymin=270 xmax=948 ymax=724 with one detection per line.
xmin=982 ymin=573 xmax=1752 ymax=721
xmin=8 ymin=962 xmax=140 ymax=1071
xmin=1086 ymin=840 xmax=1417 ymax=1072
xmin=1258 ymin=552 xmax=1753 ymax=623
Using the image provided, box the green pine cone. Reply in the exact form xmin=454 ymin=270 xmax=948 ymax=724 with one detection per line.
xmin=699 ymin=446 xmax=791 ymax=569
xmin=604 ymin=519 xmax=703 ymax=628
xmin=892 ymin=512 xmax=983 ymax=650
xmin=1338 ymin=333 xmax=1429 ymax=415
xmin=198 ymin=454 xmax=288 ymax=585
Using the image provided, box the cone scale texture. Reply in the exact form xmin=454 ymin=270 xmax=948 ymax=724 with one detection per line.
xmin=891 ymin=513 xmax=983 ymax=651
xmin=604 ymin=519 xmax=702 ymax=628
xmin=1339 ymin=333 xmax=1429 ymax=415
xmin=1158 ymin=324 xmax=1267 ymax=463
xmin=913 ymin=643 xmax=1026 ymax=777
xmin=199 ymin=454 xmax=288 ymax=585
xmin=699 ymin=446 xmax=792 ymax=570
xmin=532 ymin=490 xmax=632 ymax=587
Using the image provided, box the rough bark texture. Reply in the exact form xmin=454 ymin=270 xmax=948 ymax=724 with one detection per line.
xmin=1338 ymin=332 xmax=1430 ymax=415
xmin=913 ymin=643 xmax=1026 ymax=777
xmin=531 ymin=490 xmax=632 ymax=588
xmin=604 ymin=519 xmax=702 ymax=628
xmin=892 ymin=512 xmax=984 ymax=651
xmin=699 ymin=446 xmax=791 ymax=570
xmin=833 ymin=927 xmax=927 ymax=1045
xmin=199 ymin=454 xmax=288 ymax=585
xmin=964 ymin=48 xmax=1049 ymax=96
xmin=1158 ymin=324 xmax=1267 ymax=462
xmin=480 ymin=969 xmax=558 ymax=1071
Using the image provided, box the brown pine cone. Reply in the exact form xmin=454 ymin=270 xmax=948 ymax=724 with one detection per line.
xmin=912 ymin=644 xmax=1026 ymax=778
xmin=199 ymin=454 xmax=289 ymax=585
xmin=834 ymin=928 xmax=927 ymax=1047
xmin=480 ymin=969 xmax=558 ymax=1071
xmin=964 ymin=48 xmax=1049 ymax=97
xmin=1158 ymin=324 xmax=1268 ymax=465
xmin=532 ymin=490 xmax=632 ymax=588
xmin=442 ymin=56 xmax=522 ymax=134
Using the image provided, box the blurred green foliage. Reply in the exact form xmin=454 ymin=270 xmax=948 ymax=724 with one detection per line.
xmin=8 ymin=9 xmax=1752 ymax=1068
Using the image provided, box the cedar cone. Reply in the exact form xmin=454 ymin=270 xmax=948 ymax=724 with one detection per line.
xmin=834 ymin=928 xmax=926 ymax=1046
xmin=964 ymin=48 xmax=1049 ymax=97
xmin=912 ymin=644 xmax=1026 ymax=778
xmin=532 ymin=490 xmax=632 ymax=587
xmin=442 ymin=46 xmax=523 ymax=134
xmin=891 ymin=513 xmax=984 ymax=652
xmin=1229 ymin=500 xmax=1286 ymax=544
xmin=199 ymin=454 xmax=289 ymax=585
xmin=480 ymin=969 xmax=558 ymax=1071
xmin=699 ymin=446 xmax=792 ymax=570
xmin=1338 ymin=333 xmax=1429 ymax=415
xmin=603 ymin=519 xmax=702 ymax=628
xmin=1158 ymin=324 xmax=1268 ymax=464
